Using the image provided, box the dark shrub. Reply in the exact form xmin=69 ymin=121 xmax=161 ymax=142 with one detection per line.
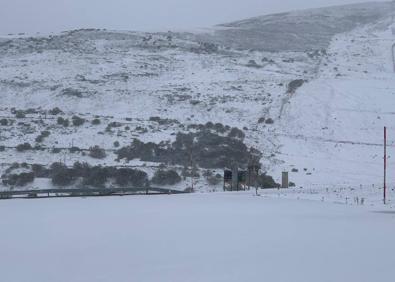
xmin=34 ymin=144 xmax=45 ymax=151
xmin=51 ymin=147 xmax=61 ymax=154
xmin=0 ymin=119 xmax=8 ymax=126
xmin=69 ymin=146 xmax=81 ymax=153
xmin=257 ymin=174 xmax=279 ymax=189
xmin=16 ymin=143 xmax=32 ymax=152
xmin=6 ymin=172 xmax=35 ymax=186
xmin=115 ymin=168 xmax=148 ymax=187
xmin=72 ymin=116 xmax=85 ymax=126
xmin=113 ymin=141 xmax=120 ymax=148
xmin=35 ymin=131 xmax=50 ymax=143
xmin=116 ymin=139 xmax=158 ymax=162
xmin=63 ymin=119 xmax=70 ymax=127
xmin=265 ymin=118 xmax=274 ymax=125
xmin=149 ymin=117 xmax=178 ymax=125
xmin=41 ymin=131 xmax=50 ymax=138
xmin=57 ymin=117 xmax=69 ymax=127
xmin=49 ymin=107 xmax=63 ymax=115
xmin=15 ymin=111 xmax=26 ymax=119
xmin=89 ymin=146 xmax=107 ymax=159
xmin=205 ymin=122 xmax=214 ymax=129
xmin=51 ymin=162 xmax=74 ymax=186
xmin=287 ymin=79 xmax=305 ymax=94
xmin=107 ymin=122 xmax=122 ymax=128
xmin=151 ymin=170 xmax=181 ymax=186
xmin=82 ymin=166 xmax=108 ymax=187
xmin=32 ymin=164 xmax=50 ymax=178
xmin=0 ymin=145 xmax=5 ymax=152
xmin=5 ymin=163 xmax=20 ymax=173
xmin=214 ymin=123 xmax=226 ymax=133
xmin=72 ymin=162 xmax=91 ymax=178
xmin=106 ymin=122 xmax=123 ymax=132
xmin=258 ymin=117 xmax=265 ymax=124
xmin=20 ymin=162 xmax=29 ymax=169
xmin=228 ymin=127 xmax=245 ymax=139
xmin=35 ymin=135 xmax=44 ymax=143
xmin=91 ymin=118 xmax=101 ymax=125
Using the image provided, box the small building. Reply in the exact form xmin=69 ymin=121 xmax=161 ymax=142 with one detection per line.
xmin=282 ymin=172 xmax=289 ymax=189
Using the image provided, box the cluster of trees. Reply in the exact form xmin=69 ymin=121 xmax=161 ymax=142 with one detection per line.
xmin=57 ymin=115 xmax=86 ymax=127
xmin=151 ymin=170 xmax=182 ymax=186
xmin=116 ymin=129 xmax=260 ymax=169
xmin=1 ymin=162 xmax=183 ymax=188
xmin=1 ymin=161 xmax=280 ymax=189
xmin=3 ymin=172 xmax=34 ymax=186
xmin=51 ymin=162 xmax=150 ymax=187
xmin=16 ymin=143 xmax=33 ymax=152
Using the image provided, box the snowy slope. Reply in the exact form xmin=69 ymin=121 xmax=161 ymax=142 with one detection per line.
xmin=0 ymin=2 xmax=394 ymax=190
xmin=183 ymin=1 xmax=392 ymax=51
xmin=276 ymin=19 xmax=395 ymax=187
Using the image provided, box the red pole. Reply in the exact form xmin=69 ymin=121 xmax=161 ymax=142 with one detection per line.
xmin=384 ymin=126 xmax=387 ymax=204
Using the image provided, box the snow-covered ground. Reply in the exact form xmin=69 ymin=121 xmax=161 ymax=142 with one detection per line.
xmin=274 ymin=20 xmax=395 ymax=186
xmin=0 ymin=192 xmax=394 ymax=282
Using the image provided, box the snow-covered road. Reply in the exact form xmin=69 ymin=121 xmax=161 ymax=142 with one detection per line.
xmin=0 ymin=192 xmax=394 ymax=282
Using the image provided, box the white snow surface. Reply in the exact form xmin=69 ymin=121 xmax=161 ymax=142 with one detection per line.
xmin=0 ymin=191 xmax=394 ymax=282
xmin=276 ymin=21 xmax=395 ymax=187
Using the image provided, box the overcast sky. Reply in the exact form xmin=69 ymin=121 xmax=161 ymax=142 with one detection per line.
xmin=0 ymin=0 xmax=384 ymax=35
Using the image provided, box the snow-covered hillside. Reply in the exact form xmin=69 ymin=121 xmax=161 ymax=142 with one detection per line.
xmin=184 ymin=1 xmax=392 ymax=51
xmin=0 ymin=2 xmax=394 ymax=191
xmin=277 ymin=19 xmax=395 ymax=187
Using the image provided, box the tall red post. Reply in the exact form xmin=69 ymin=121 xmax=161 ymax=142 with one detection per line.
xmin=384 ymin=126 xmax=387 ymax=205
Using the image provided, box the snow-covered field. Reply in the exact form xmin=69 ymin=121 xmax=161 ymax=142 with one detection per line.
xmin=0 ymin=192 xmax=394 ymax=282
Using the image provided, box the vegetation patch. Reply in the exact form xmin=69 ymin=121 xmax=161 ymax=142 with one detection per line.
xmin=2 ymin=172 xmax=34 ymax=187
xmin=57 ymin=117 xmax=70 ymax=127
xmin=116 ymin=129 xmax=260 ymax=169
xmin=151 ymin=170 xmax=182 ymax=186
xmin=287 ymin=79 xmax=305 ymax=94
xmin=35 ymin=130 xmax=51 ymax=143
xmin=16 ymin=143 xmax=33 ymax=152
xmin=72 ymin=115 xmax=85 ymax=126
xmin=88 ymin=146 xmax=107 ymax=159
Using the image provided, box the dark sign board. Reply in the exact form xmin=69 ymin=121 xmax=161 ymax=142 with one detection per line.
xmin=224 ymin=170 xmax=232 ymax=181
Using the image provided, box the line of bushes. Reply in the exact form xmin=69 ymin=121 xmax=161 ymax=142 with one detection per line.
xmin=1 ymin=162 xmax=182 ymax=189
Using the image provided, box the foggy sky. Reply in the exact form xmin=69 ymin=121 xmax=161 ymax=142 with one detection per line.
xmin=0 ymin=0 xmax=385 ymax=35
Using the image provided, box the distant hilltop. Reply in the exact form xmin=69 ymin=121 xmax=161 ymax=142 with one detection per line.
xmin=177 ymin=1 xmax=393 ymax=51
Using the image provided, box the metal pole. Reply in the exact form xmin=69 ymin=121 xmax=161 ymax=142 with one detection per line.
xmin=384 ymin=126 xmax=387 ymax=204
xmin=392 ymin=43 xmax=395 ymax=73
